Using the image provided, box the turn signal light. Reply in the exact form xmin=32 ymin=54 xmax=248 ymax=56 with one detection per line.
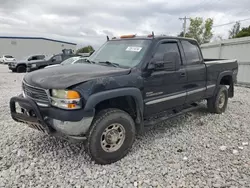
xmin=67 ymin=103 xmax=77 ymax=109
xmin=67 ymin=90 xmax=80 ymax=99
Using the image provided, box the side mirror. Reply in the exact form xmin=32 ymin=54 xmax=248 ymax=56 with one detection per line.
xmin=148 ymin=52 xmax=180 ymax=71
xmin=148 ymin=61 xmax=165 ymax=70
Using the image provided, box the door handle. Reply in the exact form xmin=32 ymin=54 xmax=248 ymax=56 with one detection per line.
xmin=180 ymin=72 xmax=186 ymax=77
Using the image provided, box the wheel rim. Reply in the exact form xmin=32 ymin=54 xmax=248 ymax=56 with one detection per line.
xmin=218 ymin=92 xmax=225 ymax=108
xmin=100 ymin=123 xmax=126 ymax=152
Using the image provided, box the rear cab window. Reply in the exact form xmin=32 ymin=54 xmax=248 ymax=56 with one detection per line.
xmin=181 ymin=40 xmax=203 ymax=65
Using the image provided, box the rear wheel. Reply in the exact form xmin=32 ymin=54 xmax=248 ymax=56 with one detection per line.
xmin=85 ymin=108 xmax=136 ymax=164
xmin=17 ymin=65 xmax=26 ymax=73
xmin=207 ymin=85 xmax=228 ymax=114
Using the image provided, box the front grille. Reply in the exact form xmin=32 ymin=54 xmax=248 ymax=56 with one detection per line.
xmin=22 ymin=82 xmax=49 ymax=104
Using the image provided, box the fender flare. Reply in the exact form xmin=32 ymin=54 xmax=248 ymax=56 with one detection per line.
xmin=216 ymin=71 xmax=234 ymax=97
xmin=84 ymin=88 xmax=144 ymax=117
xmin=217 ymin=71 xmax=233 ymax=86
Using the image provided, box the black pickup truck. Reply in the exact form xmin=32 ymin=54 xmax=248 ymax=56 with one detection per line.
xmin=10 ymin=34 xmax=238 ymax=164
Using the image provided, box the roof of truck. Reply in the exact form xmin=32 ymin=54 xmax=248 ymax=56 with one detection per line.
xmin=109 ymin=34 xmax=198 ymax=42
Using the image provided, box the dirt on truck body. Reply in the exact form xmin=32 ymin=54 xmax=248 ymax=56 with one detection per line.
xmin=10 ymin=33 xmax=238 ymax=164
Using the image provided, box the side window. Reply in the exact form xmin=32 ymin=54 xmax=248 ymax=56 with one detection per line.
xmin=52 ymin=55 xmax=62 ymax=62
xmin=32 ymin=56 xmax=38 ymax=60
xmin=153 ymin=42 xmax=181 ymax=63
xmin=181 ymin=40 xmax=202 ymax=65
xmin=37 ymin=55 xmax=45 ymax=60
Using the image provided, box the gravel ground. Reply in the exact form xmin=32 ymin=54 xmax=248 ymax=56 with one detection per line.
xmin=0 ymin=64 xmax=250 ymax=188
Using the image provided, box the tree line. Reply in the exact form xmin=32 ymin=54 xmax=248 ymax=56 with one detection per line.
xmin=77 ymin=18 xmax=250 ymax=52
xmin=178 ymin=17 xmax=250 ymax=44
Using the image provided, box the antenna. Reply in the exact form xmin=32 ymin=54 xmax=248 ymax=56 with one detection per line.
xmin=152 ymin=31 xmax=154 ymax=38
xmin=107 ymin=36 xmax=109 ymax=41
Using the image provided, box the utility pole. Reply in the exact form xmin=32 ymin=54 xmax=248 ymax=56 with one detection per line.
xmin=179 ymin=16 xmax=190 ymax=37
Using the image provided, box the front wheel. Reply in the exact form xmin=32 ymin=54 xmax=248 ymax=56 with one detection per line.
xmin=207 ymin=85 xmax=228 ymax=114
xmin=85 ymin=108 xmax=136 ymax=164
xmin=16 ymin=65 xmax=26 ymax=73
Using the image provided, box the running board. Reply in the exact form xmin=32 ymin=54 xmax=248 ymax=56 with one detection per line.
xmin=144 ymin=104 xmax=201 ymax=127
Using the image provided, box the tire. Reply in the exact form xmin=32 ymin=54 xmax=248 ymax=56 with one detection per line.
xmin=17 ymin=65 xmax=26 ymax=73
xmin=207 ymin=85 xmax=228 ymax=114
xmin=86 ymin=108 xmax=136 ymax=164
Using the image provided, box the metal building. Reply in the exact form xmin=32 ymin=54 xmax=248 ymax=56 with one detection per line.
xmin=0 ymin=36 xmax=77 ymax=60
xmin=201 ymin=37 xmax=250 ymax=86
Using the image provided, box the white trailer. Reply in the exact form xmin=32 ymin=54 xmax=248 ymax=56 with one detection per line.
xmin=201 ymin=37 xmax=250 ymax=85
xmin=0 ymin=36 xmax=77 ymax=60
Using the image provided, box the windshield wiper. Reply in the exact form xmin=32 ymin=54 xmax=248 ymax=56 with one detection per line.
xmin=98 ymin=61 xmax=120 ymax=67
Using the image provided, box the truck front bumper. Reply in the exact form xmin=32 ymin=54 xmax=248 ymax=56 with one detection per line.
xmin=8 ymin=63 xmax=17 ymax=70
xmin=10 ymin=95 xmax=94 ymax=142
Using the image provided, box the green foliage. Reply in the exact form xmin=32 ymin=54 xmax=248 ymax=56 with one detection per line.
xmin=76 ymin=45 xmax=94 ymax=53
xmin=229 ymin=22 xmax=241 ymax=39
xmin=203 ymin=18 xmax=213 ymax=43
xmin=234 ymin=26 xmax=250 ymax=38
xmin=185 ymin=17 xmax=214 ymax=44
xmin=178 ymin=31 xmax=184 ymax=37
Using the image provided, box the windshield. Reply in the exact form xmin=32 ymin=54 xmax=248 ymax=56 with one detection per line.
xmin=74 ymin=58 xmax=88 ymax=64
xmin=5 ymin=55 xmax=13 ymax=58
xmin=61 ymin=57 xmax=80 ymax=65
xmin=89 ymin=39 xmax=151 ymax=68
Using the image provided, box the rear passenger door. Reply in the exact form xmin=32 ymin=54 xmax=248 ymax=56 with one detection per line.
xmin=181 ymin=40 xmax=206 ymax=104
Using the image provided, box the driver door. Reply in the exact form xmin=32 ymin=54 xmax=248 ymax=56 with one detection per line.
xmin=143 ymin=40 xmax=187 ymax=117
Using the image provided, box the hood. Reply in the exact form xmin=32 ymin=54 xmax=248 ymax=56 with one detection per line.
xmin=45 ymin=64 xmax=61 ymax=69
xmin=23 ymin=63 xmax=131 ymax=89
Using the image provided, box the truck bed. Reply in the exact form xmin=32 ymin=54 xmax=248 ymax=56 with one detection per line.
xmin=204 ymin=58 xmax=238 ymax=87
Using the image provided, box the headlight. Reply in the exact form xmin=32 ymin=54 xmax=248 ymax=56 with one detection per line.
xmin=31 ymin=64 xmax=36 ymax=68
xmin=50 ymin=89 xmax=82 ymax=110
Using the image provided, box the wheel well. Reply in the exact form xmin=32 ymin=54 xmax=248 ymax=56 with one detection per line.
xmin=17 ymin=64 xmax=26 ymax=68
xmin=95 ymin=96 xmax=137 ymax=120
xmin=220 ymin=75 xmax=232 ymax=85
xmin=220 ymin=75 xmax=234 ymax=98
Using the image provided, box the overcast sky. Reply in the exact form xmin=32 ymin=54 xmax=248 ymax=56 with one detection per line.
xmin=1 ymin=0 xmax=250 ymax=49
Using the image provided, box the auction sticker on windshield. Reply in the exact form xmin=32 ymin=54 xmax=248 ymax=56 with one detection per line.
xmin=126 ymin=46 xmax=142 ymax=52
